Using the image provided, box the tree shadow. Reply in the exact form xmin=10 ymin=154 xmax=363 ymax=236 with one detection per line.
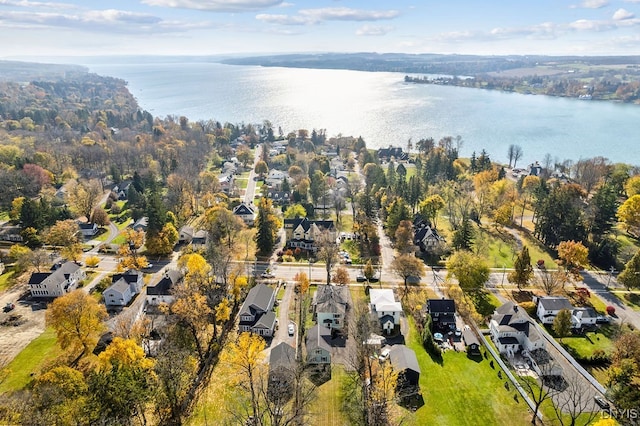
xmin=397 ymin=393 xmax=425 ymax=412
xmin=470 ymin=291 xmax=498 ymax=318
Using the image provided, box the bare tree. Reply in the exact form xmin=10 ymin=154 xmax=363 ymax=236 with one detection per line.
xmin=315 ymin=230 xmax=340 ymax=286
xmin=552 ymin=370 xmax=599 ymax=426
xmin=507 ymin=144 xmax=516 ymax=168
xmin=513 ymin=145 xmax=523 ymax=168
xmin=537 ymin=268 xmax=567 ymax=296
xmin=518 ymin=349 xmax=563 ymax=425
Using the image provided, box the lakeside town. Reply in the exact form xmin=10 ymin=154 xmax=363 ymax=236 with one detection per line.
xmin=1 ymin=62 xmax=640 ymax=426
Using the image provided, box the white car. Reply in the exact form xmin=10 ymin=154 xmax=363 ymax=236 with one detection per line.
xmin=288 ymin=323 xmax=295 ymax=336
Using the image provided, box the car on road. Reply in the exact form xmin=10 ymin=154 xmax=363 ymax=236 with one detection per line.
xmin=454 ymin=328 xmax=462 ymax=337
xmin=356 ymin=274 xmax=367 ymax=282
xmin=261 ymin=272 xmax=275 ymax=279
xmin=288 ymin=323 xmax=295 ymax=336
xmin=143 ymin=263 xmax=153 ymax=270
xmin=596 ymin=315 xmax=611 ymax=324
xmin=3 ymin=303 xmax=15 ymax=312
xmin=594 ymin=396 xmax=610 ymax=409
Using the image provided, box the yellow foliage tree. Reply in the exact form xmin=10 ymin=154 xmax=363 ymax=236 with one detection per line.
xmin=98 ymin=337 xmax=155 ymax=371
xmin=46 ymin=289 xmax=108 ymax=358
xmin=557 ymin=240 xmax=589 ymax=280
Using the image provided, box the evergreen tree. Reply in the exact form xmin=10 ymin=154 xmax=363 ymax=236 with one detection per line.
xmin=145 ymin=191 xmax=166 ymax=236
xmin=508 ymin=246 xmax=534 ymax=290
xmin=452 ymin=217 xmax=474 ymax=251
xmin=256 ymin=197 xmax=281 ymax=256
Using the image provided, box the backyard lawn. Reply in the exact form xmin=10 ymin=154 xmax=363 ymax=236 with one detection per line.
xmin=612 ymin=291 xmax=640 ymax=311
xmin=310 ymin=366 xmax=350 ymax=426
xmin=401 ymin=318 xmax=531 ymax=426
xmin=0 ymin=269 xmax=15 ymax=292
xmin=0 ymin=328 xmax=61 ymax=394
xmin=558 ymin=324 xmax=617 ymax=360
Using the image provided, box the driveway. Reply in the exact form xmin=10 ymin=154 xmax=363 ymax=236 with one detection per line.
xmin=581 ymin=271 xmax=640 ymax=330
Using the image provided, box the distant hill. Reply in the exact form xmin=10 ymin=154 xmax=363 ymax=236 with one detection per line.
xmin=0 ymin=60 xmax=88 ymax=82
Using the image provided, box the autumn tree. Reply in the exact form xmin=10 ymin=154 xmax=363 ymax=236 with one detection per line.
xmin=519 ymin=175 xmax=540 ymax=226
xmin=624 ymin=175 xmax=640 ymax=197
xmin=205 ymin=205 xmax=246 ymax=251
xmin=66 ymin=179 xmax=103 ymax=220
xmin=255 ymin=160 xmax=269 ymax=178
xmin=557 ymin=240 xmax=588 ymax=280
xmin=117 ymin=228 xmax=149 ymax=270
xmin=222 ymin=332 xmax=267 ymax=423
xmin=446 ymin=251 xmax=489 ymax=293
xmin=284 ymin=203 xmax=307 ymax=219
xmin=618 ymin=194 xmax=640 ymax=235
xmin=29 ymin=366 xmax=89 ymax=424
xmin=90 ymin=206 xmax=110 ymax=227
xmin=618 ymin=249 xmax=640 ymax=290
xmin=537 ymin=268 xmax=566 ymax=296
xmin=363 ymin=260 xmax=377 ymax=282
xmin=332 ymin=266 xmax=350 ymax=286
xmin=508 ymin=246 xmax=534 ymax=290
xmin=46 ymin=289 xmax=108 ymax=360
xmin=44 ymin=219 xmax=81 ymax=252
xmin=394 ymin=219 xmax=415 ymax=254
xmin=145 ymin=222 xmax=179 ymax=256
xmin=607 ymin=331 xmax=640 ymax=410
xmin=391 ymin=254 xmax=425 ymax=291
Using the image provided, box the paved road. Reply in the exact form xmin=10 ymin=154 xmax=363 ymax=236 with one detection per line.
xmin=580 ymin=271 xmax=640 ymax=330
xmin=244 ymin=144 xmax=262 ymax=204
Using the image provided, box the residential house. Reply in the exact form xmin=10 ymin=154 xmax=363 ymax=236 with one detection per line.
xmin=426 ymin=299 xmax=456 ymax=331
xmin=268 ymin=342 xmax=296 ymax=403
xmin=536 ymin=296 xmax=574 ymax=324
xmin=314 ymin=285 xmax=349 ymax=331
xmin=132 ymin=216 xmax=148 ymax=232
xmin=462 ymin=327 xmax=481 ymax=356
xmin=265 ymin=169 xmax=289 ymax=188
xmin=104 ymin=270 xmax=144 ymax=307
xmin=284 ymin=217 xmax=336 ymax=252
xmin=377 ymin=146 xmax=408 ymax=162
xmin=147 ymin=269 xmax=183 ymax=306
xmin=369 ymin=289 xmax=402 ymax=335
xmin=572 ymin=307 xmax=598 ymax=329
xmin=306 ymin=324 xmax=332 ymax=368
xmin=113 ymin=180 xmax=132 ymax=200
xmin=0 ymin=225 xmax=23 ymax=242
xmin=232 ymin=202 xmax=256 ymax=226
xmin=218 ymin=173 xmax=235 ymax=195
xmin=267 ymin=190 xmax=291 ymax=206
xmin=78 ymin=222 xmax=98 ymax=237
xmin=191 ymin=230 xmax=209 ymax=248
xmin=178 ymin=226 xmax=194 ymax=244
xmin=490 ymin=302 xmax=545 ymax=357
xmin=238 ymin=283 xmax=276 ymax=337
xmin=388 ymin=345 xmax=421 ymax=396
xmin=28 ymin=261 xmax=85 ymax=298
xmin=414 ymin=225 xmax=445 ymax=254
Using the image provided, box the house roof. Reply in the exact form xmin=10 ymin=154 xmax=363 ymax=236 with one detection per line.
xmin=415 ymin=226 xmax=444 ymax=244
xmin=29 ymin=261 xmax=81 ymax=287
xmin=192 ymin=229 xmax=208 ymax=241
xmin=270 ymin=342 xmax=296 ymax=370
xmin=315 ymin=285 xmax=348 ymax=314
xmin=389 ymin=345 xmax=421 ymax=374
xmin=573 ymin=307 xmax=597 ymax=318
xmin=112 ymin=270 xmax=142 ymax=284
xmin=427 ymin=299 xmax=456 ymax=314
xmin=376 ymin=302 xmax=403 ymax=313
xmin=380 ymin=314 xmax=395 ymax=325
xmin=239 ymin=283 xmax=274 ymax=316
xmin=106 ymin=278 xmax=130 ymax=295
xmin=254 ymin=311 xmax=276 ymax=330
xmin=369 ymin=289 xmax=395 ymax=306
xmin=306 ymin=324 xmax=332 ymax=354
xmin=492 ymin=302 xmax=543 ymax=343
xmin=147 ymin=270 xmax=182 ymax=296
xmin=233 ymin=203 xmax=255 ymax=215
xmin=78 ymin=222 xmax=97 ymax=230
xmin=538 ymin=297 xmax=573 ymax=311
xmin=462 ymin=328 xmax=480 ymax=346
xmin=179 ymin=226 xmax=194 ymax=237
xmin=284 ymin=217 xmax=335 ymax=233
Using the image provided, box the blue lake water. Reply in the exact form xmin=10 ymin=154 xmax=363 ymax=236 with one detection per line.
xmin=86 ymin=61 xmax=640 ymax=167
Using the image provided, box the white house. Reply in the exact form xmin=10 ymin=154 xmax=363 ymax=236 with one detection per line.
xmin=283 ymin=217 xmax=336 ymax=252
xmin=572 ymin=307 xmax=598 ymax=328
xmin=314 ymin=285 xmax=348 ymax=330
xmin=536 ymin=296 xmax=574 ymax=324
xmin=232 ymin=202 xmax=256 ymax=226
xmin=104 ymin=270 xmax=144 ymax=307
xmin=78 ymin=222 xmax=98 ymax=237
xmin=369 ymin=289 xmax=402 ymax=334
xmin=178 ymin=226 xmax=194 ymax=244
xmin=265 ymin=169 xmax=289 ymax=188
xmin=490 ymin=302 xmax=545 ymax=357
xmin=146 ymin=270 xmax=183 ymax=306
xmin=28 ymin=262 xmax=85 ymax=298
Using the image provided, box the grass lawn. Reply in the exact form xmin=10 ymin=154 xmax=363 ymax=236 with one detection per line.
xmin=337 ymin=213 xmax=354 ymax=233
xmin=236 ymin=178 xmax=248 ymax=190
xmin=0 ymin=269 xmax=16 ymax=292
xmin=0 ymin=211 xmax=9 ymax=221
xmin=612 ymin=291 xmax=640 ymax=311
xmin=310 ymin=366 xmax=350 ymax=425
xmin=402 ymin=317 xmax=531 ymax=425
xmin=0 ymin=328 xmax=62 ymax=394
xmin=558 ymin=324 xmax=617 ymax=360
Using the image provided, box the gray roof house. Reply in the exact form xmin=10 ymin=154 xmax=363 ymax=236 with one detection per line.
xmin=28 ymin=261 xmax=85 ymax=298
xmin=146 ymin=269 xmax=183 ymax=306
xmin=536 ymin=296 xmax=574 ymax=324
xmin=388 ymin=345 xmax=421 ymax=396
xmin=314 ymin=285 xmax=349 ymax=330
xmin=104 ymin=270 xmax=144 ymax=307
xmin=490 ymin=302 xmax=545 ymax=357
xmin=268 ymin=342 xmax=297 ymax=403
xmin=232 ymin=202 xmax=256 ymax=226
xmin=306 ymin=325 xmax=332 ymax=368
xmin=238 ymin=284 xmax=276 ymax=337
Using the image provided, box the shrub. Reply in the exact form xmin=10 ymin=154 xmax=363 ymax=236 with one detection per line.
xmin=519 ymin=301 xmax=537 ymax=316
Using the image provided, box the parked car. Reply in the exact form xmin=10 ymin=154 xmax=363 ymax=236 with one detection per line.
xmin=594 ymin=396 xmax=610 ymax=409
xmin=596 ymin=315 xmax=611 ymax=324
xmin=261 ymin=272 xmax=275 ymax=279
xmin=3 ymin=303 xmax=15 ymax=313
xmin=356 ymin=274 xmax=367 ymax=282
xmin=454 ymin=328 xmax=462 ymax=337
xmin=288 ymin=323 xmax=295 ymax=336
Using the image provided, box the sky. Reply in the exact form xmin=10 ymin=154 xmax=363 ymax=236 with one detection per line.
xmin=2 ymin=0 xmax=640 ymax=59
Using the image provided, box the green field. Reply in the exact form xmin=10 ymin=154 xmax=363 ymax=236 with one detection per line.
xmin=0 ymin=269 xmax=15 ymax=292
xmin=0 ymin=328 xmax=62 ymax=394
xmin=559 ymin=324 xmax=617 ymax=360
xmin=402 ymin=317 xmax=531 ymax=426
xmin=612 ymin=291 xmax=640 ymax=311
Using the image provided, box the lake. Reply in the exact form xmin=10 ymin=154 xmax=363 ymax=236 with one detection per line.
xmin=85 ymin=60 xmax=640 ymax=167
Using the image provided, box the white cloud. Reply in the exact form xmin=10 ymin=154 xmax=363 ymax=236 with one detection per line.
xmin=0 ymin=0 xmax=75 ymax=9
xmin=356 ymin=25 xmax=393 ymax=36
xmin=256 ymin=13 xmax=310 ymax=25
xmin=580 ymin=0 xmax=609 ymax=8
xmin=298 ymin=7 xmax=399 ymax=22
xmin=623 ymin=0 xmax=640 ymax=3
xmin=613 ymin=8 xmax=635 ymax=20
xmin=141 ymin=0 xmax=283 ymax=12
xmin=0 ymin=9 xmax=211 ymax=33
